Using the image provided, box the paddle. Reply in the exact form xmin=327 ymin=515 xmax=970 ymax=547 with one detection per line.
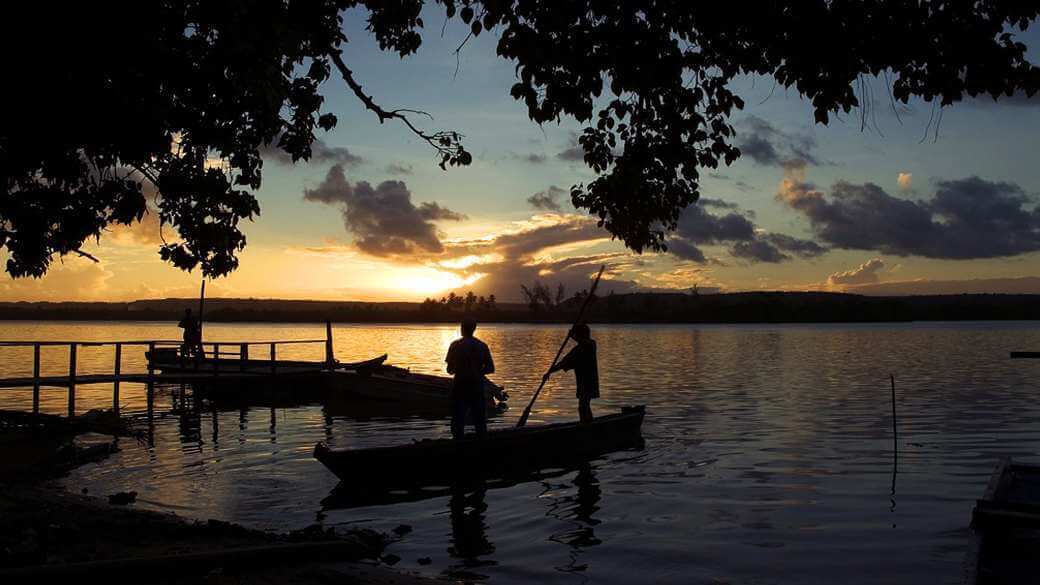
xmin=516 ymin=265 xmax=605 ymax=428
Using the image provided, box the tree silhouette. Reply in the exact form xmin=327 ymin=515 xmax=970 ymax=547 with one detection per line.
xmin=3 ymin=2 xmax=1037 ymax=277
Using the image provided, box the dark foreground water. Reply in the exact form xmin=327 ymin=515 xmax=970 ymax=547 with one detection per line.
xmin=2 ymin=320 xmax=1039 ymax=584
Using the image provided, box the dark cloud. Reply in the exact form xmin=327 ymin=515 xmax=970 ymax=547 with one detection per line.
xmin=698 ymin=198 xmax=741 ymax=210
xmin=261 ymin=137 xmax=364 ymax=167
xmin=385 ymin=163 xmax=413 ymax=176
xmin=556 ymin=146 xmax=584 ymax=162
xmin=737 ymin=116 xmax=820 ymax=168
xmin=512 ymin=152 xmax=548 ymax=164
xmin=526 ymin=186 xmax=566 ymax=211
xmin=303 ymin=165 xmax=465 ymax=257
xmin=666 ymin=199 xmax=825 ymax=263
xmin=778 ymin=176 xmax=1040 ymax=259
xmin=438 ymin=215 xmax=638 ymax=299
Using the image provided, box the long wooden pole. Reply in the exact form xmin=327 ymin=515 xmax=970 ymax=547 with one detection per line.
xmin=517 ymin=265 xmax=605 ymax=428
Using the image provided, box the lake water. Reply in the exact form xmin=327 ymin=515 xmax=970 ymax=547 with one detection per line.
xmin=1 ymin=320 xmax=1039 ymax=584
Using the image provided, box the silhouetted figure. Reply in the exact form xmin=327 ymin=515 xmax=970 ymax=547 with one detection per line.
xmin=544 ymin=323 xmax=599 ymax=423
xmin=446 ymin=317 xmax=495 ymax=439
xmin=177 ymin=308 xmax=202 ymax=357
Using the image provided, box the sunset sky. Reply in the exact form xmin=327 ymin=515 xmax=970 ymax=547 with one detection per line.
xmin=5 ymin=11 xmax=1040 ymax=302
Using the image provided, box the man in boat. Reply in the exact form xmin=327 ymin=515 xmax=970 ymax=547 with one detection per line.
xmin=177 ymin=308 xmax=202 ymax=358
xmin=445 ymin=316 xmax=495 ymax=439
xmin=543 ymin=323 xmax=599 ymax=423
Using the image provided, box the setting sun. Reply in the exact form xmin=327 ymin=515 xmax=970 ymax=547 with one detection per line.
xmin=393 ymin=267 xmax=484 ymax=296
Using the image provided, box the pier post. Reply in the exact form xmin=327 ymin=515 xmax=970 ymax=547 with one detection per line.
xmin=32 ymin=344 xmax=40 ymax=416
xmin=67 ymin=344 xmax=77 ymax=417
xmin=113 ymin=343 xmax=122 ymax=415
xmin=240 ymin=343 xmax=248 ymax=372
xmin=147 ymin=342 xmax=155 ymax=422
xmin=270 ymin=343 xmax=276 ymax=374
xmin=325 ymin=321 xmax=334 ymax=369
xmin=214 ymin=344 xmax=220 ymax=377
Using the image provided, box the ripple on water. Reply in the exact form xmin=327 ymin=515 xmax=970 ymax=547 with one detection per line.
xmin=0 ymin=320 xmax=1038 ymax=584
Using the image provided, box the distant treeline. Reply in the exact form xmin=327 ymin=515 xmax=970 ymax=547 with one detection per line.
xmin=0 ymin=292 xmax=1038 ymax=324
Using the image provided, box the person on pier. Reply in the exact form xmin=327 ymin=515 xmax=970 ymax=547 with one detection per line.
xmin=445 ymin=316 xmax=495 ymax=439
xmin=543 ymin=323 xmax=599 ymax=423
xmin=178 ymin=308 xmax=202 ymax=358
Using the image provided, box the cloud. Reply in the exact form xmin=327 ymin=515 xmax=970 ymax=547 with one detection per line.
xmin=778 ymin=175 xmax=1040 ymax=259
xmin=827 ymin=258 xmax=885 ymax=287
xmin=845 ymin=276 xmax=1040 ymax=296
xmin=107 ymin=206 xmax=164 ymax=246
xmin=667 ymin=199 xmax=826 ymax=264
xmin=556 ymin=132 xmax=585 ymax=162
xmin=897 ymin=172 xmax=912 ymax=191
xmin=737 ymin=116 xmax=821 ymax=168
xmin=0 ymin=258 xmax=113 ymax=301
xmin=512 ymin=152 xmax=548 ymax=164
xmin=526 ymin=186 xmax=566 ymax=211
xmin=433 ymin=214 xmax=641 ymax=299
xmin=303 ymin=164 xmax=466 ymax=257
xmin=261 ymin=137 xmax=364 ymax=167
xmin=556 ymin=146 xmax=584 ymax=162
xmin=385 ymin=163 xmax=413 ymax=176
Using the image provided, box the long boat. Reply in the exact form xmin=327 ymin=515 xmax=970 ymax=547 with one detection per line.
xmin=972 ymin=457 xmax=1040 ymax=529
xmin=146 ymin=348 xmax=506 ymax=411
xmin=313 ymin=405 xmax=646 ymax=487
xmin=967 ymin=457 xmax=1040 ymax=583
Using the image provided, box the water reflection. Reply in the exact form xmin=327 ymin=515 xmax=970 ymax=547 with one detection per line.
xmin=545 ymin=465 xmax=603 ymax=576
xmin=446 ymin=483 xmax=497 ymax=580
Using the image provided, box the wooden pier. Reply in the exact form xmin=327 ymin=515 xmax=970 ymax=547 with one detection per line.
xmin=0 ymin=323 xmax=336 ymax=417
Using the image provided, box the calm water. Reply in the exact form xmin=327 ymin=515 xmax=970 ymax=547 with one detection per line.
xmin=2 ymin=320 xmax=1039 ymax=584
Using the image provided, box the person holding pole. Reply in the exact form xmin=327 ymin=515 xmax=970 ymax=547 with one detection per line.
xmin=543 ymin=323 xmax=599 ymax=423
xmin=516 ymin=265 xmax=605 ymax=428
xmin=445 ymin=316 xmax=495 ymax=439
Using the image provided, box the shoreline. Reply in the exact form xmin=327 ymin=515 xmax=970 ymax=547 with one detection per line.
xmin=0 ymin=419 xmax=443 ymax=584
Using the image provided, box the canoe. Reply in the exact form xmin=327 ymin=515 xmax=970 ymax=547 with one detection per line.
xmin=148 ymin=348 xmax=507 ymax=411
xmin=313 ymin=405 xmax=646 ymax=487
xmin=967 ymin=457 xmax=1040 ymax=583
xmin=972 ymin=457 xmax=1040 ymax=529
xmin=336 ymin=365 xmax=507 ymax=411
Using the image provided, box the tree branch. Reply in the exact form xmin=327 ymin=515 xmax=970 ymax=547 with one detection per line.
xmin=330 ymin=52 xmax=470 ymax=168
xmin=73 ymin=248 xmax=99 ymax=263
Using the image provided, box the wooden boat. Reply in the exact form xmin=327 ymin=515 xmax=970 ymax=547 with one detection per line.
xmin=147 ymin=348 xmax=507 ymax=411
xmin=972 ymin=457 xmax=1040 ymax=529
xmin=313 ymin=405 xmax=646 ymax=487
xmin=338 ymin=364 xmax=507 ymax=411
xmin=967 ymin=457 xmax=1040 ymax=584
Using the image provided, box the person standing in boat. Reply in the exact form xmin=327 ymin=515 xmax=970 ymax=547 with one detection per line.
xmin=543 ymin=323 xmax=599 ymax=423
xmin=446 ymin=316 xmax=495 ymax=439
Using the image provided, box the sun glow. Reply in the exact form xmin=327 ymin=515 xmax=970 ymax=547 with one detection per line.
xmin=395 ymin=268 xmax=484 ymax=296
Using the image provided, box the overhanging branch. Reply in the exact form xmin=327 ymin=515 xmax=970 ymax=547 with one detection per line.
xmin=330 ymin=52 xmax=470 ymax=169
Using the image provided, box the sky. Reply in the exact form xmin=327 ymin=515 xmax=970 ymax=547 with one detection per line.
xmin=5 ymin=9 xmax=1040 ymax=302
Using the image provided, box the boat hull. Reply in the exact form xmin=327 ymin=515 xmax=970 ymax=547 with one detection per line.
xmin=147 ymin=350 xmax=506 ymax=412
xmin=313 ymin=405 xmax=646 ymax=487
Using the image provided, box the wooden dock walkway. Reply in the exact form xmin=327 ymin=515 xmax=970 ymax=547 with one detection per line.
xmin=0 ymin=368 xmax=322 ymax=390
xmin=0 ymin=323 xmax=337 ymax=417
